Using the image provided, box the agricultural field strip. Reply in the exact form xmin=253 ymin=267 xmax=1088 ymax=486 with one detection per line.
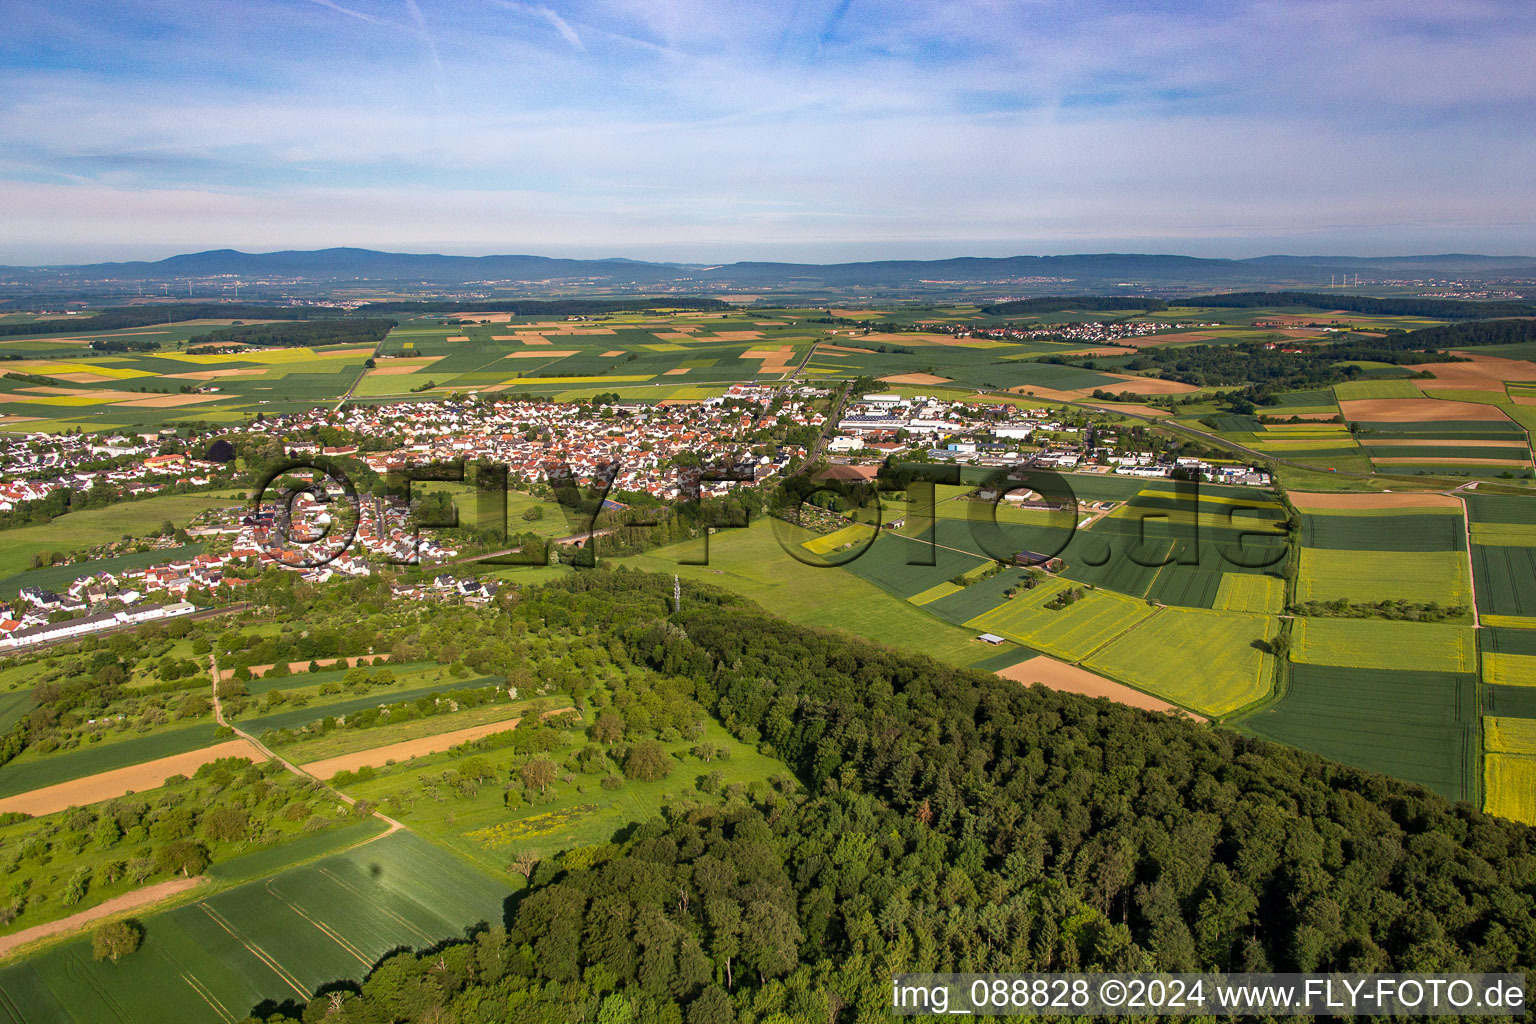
xmin=1484 ymin=716 xmax=1536 ymax=756
xmin=1292 ymin=617 xmax=1477 ymax=672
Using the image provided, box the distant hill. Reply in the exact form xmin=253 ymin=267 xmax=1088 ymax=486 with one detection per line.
xmin=4 ymin=248 xmax=1534 ymax=297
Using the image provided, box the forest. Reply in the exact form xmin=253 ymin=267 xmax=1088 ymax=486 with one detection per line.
xmin=1183 ymin=292 xmax=1536 ymax=319
xmin=352 ymin=298 xmax=734 ymax=316
xmin=0 ymin=304 xmax=337 ymax=337
xmin=1042 ymin=319 xmax=1536 ymax=402
xmin=185 ymin=317 xmax=398 ymax=351
xmin=242 ymin=569 xmax=1534 ymax=1024
xmin=981 ymin=296 xmax=1169 ymax=316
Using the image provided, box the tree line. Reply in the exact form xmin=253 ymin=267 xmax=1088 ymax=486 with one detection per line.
xmin=352 ymin=298 xmax=734 ymax=316
xmin=0 ymin=304 xmax=339 ymax=338
xmin=250 ymin=570 xmax=1535 ymax=1023
xmin=1183 ymin=291 xmax=1536 ymax=320
xmin=185 ymin=317 xmax=397 ymax=351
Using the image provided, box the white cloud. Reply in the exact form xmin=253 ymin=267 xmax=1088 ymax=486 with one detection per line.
xmin=0 ymin=0 xmax=1533 ymax=259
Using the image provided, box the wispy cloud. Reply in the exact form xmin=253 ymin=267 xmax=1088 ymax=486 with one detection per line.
xmin=304 ymin=0 xmax=396 ymax=29
xmin=0 ymin=0 xmax=1532 ymax=261
xmin=538 ymin=6 xmax=584 ymax=51
xmin=401 ymin=0 xmax=444 ymax=98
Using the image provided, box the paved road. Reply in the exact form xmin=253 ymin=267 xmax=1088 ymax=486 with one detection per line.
xmin=788 ymin=339 xmax=821 ymax=379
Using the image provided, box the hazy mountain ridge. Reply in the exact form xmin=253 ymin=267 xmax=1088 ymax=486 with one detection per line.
xmin=5 ymin=249 xmax=1534 ymax=301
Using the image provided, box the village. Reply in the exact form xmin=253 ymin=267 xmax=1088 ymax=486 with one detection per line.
xmin=831 ymin=392 xmax=1272 ymax=486
xmin=0 ymin=383 xmax=1270 ymax=650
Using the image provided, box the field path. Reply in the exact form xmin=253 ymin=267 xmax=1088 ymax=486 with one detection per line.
xmin=1455 ymin=486 xmax=1483 ymax=629
xmin=0 ymin=877 xmax=205 ymax=960
xmin=211 ymin=654 xmax=406 ymax=835
xmin=0 ymin=739 xmax=267 ymax=818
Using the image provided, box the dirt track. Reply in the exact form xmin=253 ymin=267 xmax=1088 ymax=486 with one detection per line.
xmin=1287 ymin=490 xmax=1462 ymax=510
xmin=1372 ymin=456 xmax=1531 ymax=466
xmin=0 ymin=739 xmax=267 ymax=818
xmin=0 ymin=877 xmax=206 ymax=960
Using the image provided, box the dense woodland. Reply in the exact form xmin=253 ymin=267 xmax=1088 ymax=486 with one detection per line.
xmin=186 ymin=317 xmax=397 ymax=351
xmin=239 ymin=569 xmax=1535 ymax=1024
xmin=1183 ymin=291 xmax=1536 ymax=319
xmin=981 ymin=296 xmax=1169 ymax=315
xmin=1041 ymin=319 xmax=1536 ymax=404
xmin=0 ymin=304 xmax=335 ymax=337
xmin=354 ymin=298 xmax=734 ymax=316
xmin=1 ymin=759 xmax=357 ymax=932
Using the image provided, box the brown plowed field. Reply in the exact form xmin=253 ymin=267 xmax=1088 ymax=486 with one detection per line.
xmin=0 ymin=739 xmax=267 ymax=818
xmin=1287 ymin=491 xmax=1461 ymax=510
xmin=996 ymin=657 xmax=1204 ymax=719
xmin=0 ymin=877 xmax=206 ymax=959
xmin=1339 ymin=398 xmax=1511 ymax=422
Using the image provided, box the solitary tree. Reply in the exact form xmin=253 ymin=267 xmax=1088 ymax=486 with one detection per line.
xmin=92 ymin=919 xmax=144 ymax=962
xmin=519 ymin=755 xmax=559 ymax=795
xmin=624 ymin=740 xmax=674 ymax=782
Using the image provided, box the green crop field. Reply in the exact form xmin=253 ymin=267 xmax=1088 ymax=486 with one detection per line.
xmin=1213 ymin=573 xmax=1285 ymax=613
xmin=1082 ymin=607 xmax=1276 ymax=716
xmin=1354 ymin=420 xmax=1526 ymax=439
xmin=0 ymin=690 xmax=34 ymax=733
xmin=1485 ymin=754 xmax=1536 ymax=825
xmin=1361 ymin=445 xmax=1531 ymax=461
xmin=0 ymin=494 xmax=241 ymax=579
xmin=1291 ymin=618 xmax=1476 ymax=672
xmin=1484 ymin=684 xmax=1536 ymax=719
xmin=1058 ymin=507 xmax=1288 ymax=609
xmin=0 ymin=723 xmax=217 ymax=798
xmin=1300 ymin=510 xmax=1465 ymax=551
xmin=1333 ymin=379 xmax=1424 ymax=401
xmin=1242 ymin=665 xmax=1478 ymax=803
xmin=0 ymin=543 xmax=207 ymax=598
xmin=1296 ymin=547 xmax=1472 ymax=605
xmin=614 ymin=519 xmax=1003 ymax=667
xmin=963 ymin=578 xmax=1156 ymax=662
xmin=1470 ymin=545 xmax=1536 ymax=617
xmin=838 ymin=530 xmax=989 ymax=599
xmin=1483 ymin=624 xmax=1536 ymax=655
xmin=1470 ymin=522 xmax=1536 ymax=546
xmin=233 ymin=676 xmax=504 ymax=736
xmin=1466 ymin=493 xmax=1536 ymax=524
xmin=0 ymin=830 xmax=509 ymax=1022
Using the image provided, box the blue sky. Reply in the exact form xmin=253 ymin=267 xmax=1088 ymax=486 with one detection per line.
xmin=0 ymin=0 xmax=1533 ymax=263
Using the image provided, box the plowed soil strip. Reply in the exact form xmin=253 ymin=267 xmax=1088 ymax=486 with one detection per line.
xmin=0 ymin=739 xmax=267 ymax=817
xmin=1287 ymin=491 xmax=1462 ymax=510
xmin=299 ymin=717 xmax=526 ymax=779
xmin=1339 ymin=397 xmax=1511 ymax=422
xmin=0 ymin=877 xmax=206 ymax=959
xmin=996 ymin=657 xmax=1205 ymax=719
